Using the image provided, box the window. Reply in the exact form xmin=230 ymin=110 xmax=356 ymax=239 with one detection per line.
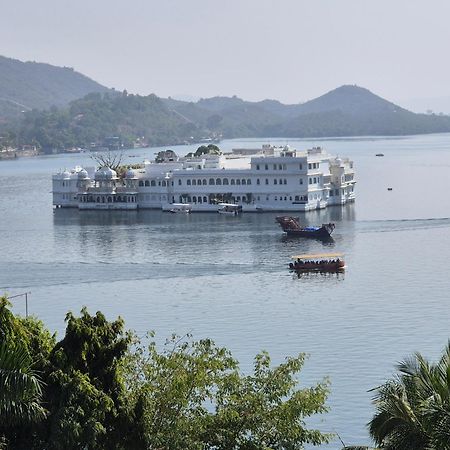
xmin=273 ymin=164 xmax=277 ymax=170
xmin=256 ymin=179 xmax=260 ymax=185
xmin=256 ymin=164 xmax=260 ymax=170
xmin=283 ymin=179 xmax=287 ymax=185
xmin=209 ymin=178 xmax=215 ymax=185
xmin=203 ymin=196 xmax=207 ymax=203
xmin=139 ymin=180 xmax=144 ymax=186
xmin=151 ymin=180 xmax=156 ymax=187
xmin=145 ymin=180 xmax=150 ymax=186
xmin=158 ymin=181 xmax=161 ymax=186
xmin=187 ymin=179 xmax=191 ymax=185
xmin=313 ymin=177 xmax=317 ymax=184
xmin=223 ymin=178 xmax=229 ymax=185
xmin=265 ymin=179 xmax=269 ymax=185
xmin=231 ymin=179 xmax=235 ymax=185
xmin=265 ymin=164 xmax=268 ymax=170
xmin=295 ymin=195 xmax=299 ymax=201
xmin=192 ymin=179 xmax=197 ymax=186
xmin=202 ymin=179 xmax=207 ymax=185
xmin=279 ymin=179 xmax=282 ymax=185
xmin=299 ymin=178 xmax=303 ymax=185
xmin=299 ymin=163 xmax=303 ymax=170
xmin=284 ymin=196 xmax=287 ymax=201
xmin=216 ymin=178 xmax=221 ymax=185
xmin=242 ymin=179 xmax=246 ymax=185
xmin=274 ymin=179 xmax=277 ymax=185
xmin=198 ymin=179 xmax=201 ymax=185
xmin=278 ymin=164 xmax=282 ymax=170
xmin=283 ymin=164 xmax=287 ymax=170
xmin=236 ymin=179 xmax=241 ymax=185
xmin=309 ymin=178 xmax=312 ymax=184
xmin=308 ymin=163 xmax=312 ymax=170
xmin=162 ymin=181 xmax=166 ymax=187
xmin=247 ymin=179 xmax=251 ymax=185
xmin=275 ymin=196 xmax=277 ymax=201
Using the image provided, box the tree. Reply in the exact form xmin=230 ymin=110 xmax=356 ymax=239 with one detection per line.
xmin=0 ymin=296 xmax=47 ymax=446
xmin=369 ymin=342 xmax=450 ymax=450
xmin=123 ymin=334 xmax=331 ymax=449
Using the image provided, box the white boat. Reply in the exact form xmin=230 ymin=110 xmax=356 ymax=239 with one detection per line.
xmin=169 ymin=203 xmax=192 ymax=213
xmin=217 ymin=203 xmax=242 ymax=216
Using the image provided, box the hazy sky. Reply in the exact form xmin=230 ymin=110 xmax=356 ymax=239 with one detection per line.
xmin=2 ymin=0 xmax=450 ymax=107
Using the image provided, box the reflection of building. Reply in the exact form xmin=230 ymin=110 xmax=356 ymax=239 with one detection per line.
xmin=52 ymin=145 xmax=355 ymax=211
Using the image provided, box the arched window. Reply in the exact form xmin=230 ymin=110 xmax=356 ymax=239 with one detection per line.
xmin=236 ymin=179 xmax=241 ymax=185
xmin=197 ymin=179 xmax=201 ymax=185
xmin=145 ymin=180 xmax=150 ymax=187
xmin=274 ymin=179 xmax=277 ymax=185
xmin=295 ymin=195 xmax=299 ymax=201
xmin=203 ymin=196 xmax=207 ymax=203
xmin=198 ymin=197 xmax=202 ymax=203
xmin=178 ymin=179 xmax=182 ymax=185
xmin=187 ymin=196 xmax=191 ymax=202
xmin=139 ymin=180 xmax=144 ymax=187
xmin=151 ymin=180 xmax=156 ymax=187
xmin=256 ymin=179 xmax=260 ymax=185
xmin=162 ymin=181 xmax=166 ymax=187
xmin=187 ymin=179 xmax=191 ymax=185
xmin=242 ymin=179 xmax=246 ymax=185
xmin=192 ymin=179 xmax=197 ymax=186
xmin=202 ymin=179 xmax=207 ymax=185
xmin=216 ymin=178 xmax=222 ymax=185
xmin=193 ymin=197 xmax=197 ymax=203
xmin=247 ymin=179 xmax=251 ymax=185
xmin=231 ymin=179 xmax=235 ymax=185
xmin=223 ymin=178 xmax=229 ymax=185
xmin=209 ymin=178 xmax=215 ymax=185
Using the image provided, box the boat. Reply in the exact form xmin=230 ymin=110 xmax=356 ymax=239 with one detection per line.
xmin=217 ymin=203 xmax=243 ymax=216
xmin=168 ymin=203 xmax=192 ymax=213
xmin=289 ymin=253 xmax=345 ymax=272
xmin=375 ymin=153 xmax=384 ymax=157
xmin=276 ymin=216 xmax=335 ymax=239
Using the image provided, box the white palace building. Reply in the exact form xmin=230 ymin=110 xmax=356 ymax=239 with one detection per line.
xmin=52 ymin=145 xmax=355 ymax=212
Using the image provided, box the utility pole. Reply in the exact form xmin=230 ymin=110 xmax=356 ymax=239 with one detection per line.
xmin=9 ymin=291 xmax=31 ymax=318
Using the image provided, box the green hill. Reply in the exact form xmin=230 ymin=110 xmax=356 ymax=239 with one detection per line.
xmin=0 ymin=55 xmax=110 ymax=120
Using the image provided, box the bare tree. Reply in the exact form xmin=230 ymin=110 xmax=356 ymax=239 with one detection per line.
xmin=90 ymin=151 xmax=124 ymax=171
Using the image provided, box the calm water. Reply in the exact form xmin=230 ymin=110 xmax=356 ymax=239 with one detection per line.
xmin=1 ymin=135 xmax=450 ymax=448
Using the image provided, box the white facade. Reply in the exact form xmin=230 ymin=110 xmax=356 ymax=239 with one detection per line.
xmin=52 ymin=146 xmax=355 ymax=212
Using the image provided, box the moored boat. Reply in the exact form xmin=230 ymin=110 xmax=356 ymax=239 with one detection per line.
xmin=289 ymin=253 xmax=345 ymax=272
xmin=276 ymin=216 xmax=335 ymax=239
xmin=168 ymin=203 xmax=192 ymax=213
xmin=218 ymin=203 xmax=243 ymax=216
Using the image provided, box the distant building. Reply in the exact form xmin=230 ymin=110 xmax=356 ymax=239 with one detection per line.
xmin=52 ymin=145 xmax=355 ymax=211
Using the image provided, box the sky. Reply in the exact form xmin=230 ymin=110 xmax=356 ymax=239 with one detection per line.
xmin=2 ymin=0 xmax=450 ymax=111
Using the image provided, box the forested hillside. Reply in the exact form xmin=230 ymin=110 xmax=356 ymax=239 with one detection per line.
xmin=0 ymin=55 xmax=110 ymax=119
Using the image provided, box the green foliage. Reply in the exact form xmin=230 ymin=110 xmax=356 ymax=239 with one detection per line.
xmin=123 ymin=334 xmax=331 ymax=449
xmin=369 ymin=342 xmax=450 ymax=450
xmin=0 ymin=300 xmax=331 ymax=449
xmin=194 ymin=144 xmax=221 ymax=157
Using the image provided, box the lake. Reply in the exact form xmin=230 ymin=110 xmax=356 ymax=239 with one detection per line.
xmin=1 ymin=134 xmax=450 ymax=448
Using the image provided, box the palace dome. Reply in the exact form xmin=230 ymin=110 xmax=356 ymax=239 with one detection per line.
xmin=95 ymin=166 xmax=117 ymax=180
xmin=125 ymin=168 xmax=137 ymax=179
xmin=62 ymin=170 xmax=71 ymax=179
xmin=77 ymin=168 xmax=89 ymax=179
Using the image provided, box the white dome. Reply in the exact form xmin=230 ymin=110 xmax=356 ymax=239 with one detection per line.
xmin=77 ymin=169 xmax=89 ymax=179
xmin=62 ymin=170 xmax=71 ymax=179
xmin=95 ymin=166 xmax=117 ymax=180
xmin=125 ymin=168 xmax=137 ymax=179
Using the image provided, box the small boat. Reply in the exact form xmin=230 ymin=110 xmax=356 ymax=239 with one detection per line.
xmin=276 ymin=216 xmax=335 ymax=239
xmin=168 ymin=203 xmax=192 ymax=213
xmin=375 ymin=153 xmax=384 ymax=157
xmin=289 ymin=253 xmax=345 ymax=273
xmin=387 ymin=187 xmax=393 ymax=191
xmin=218 ymin=203 xmax=242 ymax=216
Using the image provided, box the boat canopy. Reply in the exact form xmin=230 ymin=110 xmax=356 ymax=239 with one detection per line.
xmin=218 ymin=203 xmax=240 ymax=207
xmin=291 ymin=252 xmax=344 ymax=260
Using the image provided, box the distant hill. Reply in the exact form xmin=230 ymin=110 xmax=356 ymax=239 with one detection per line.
xmin=162 ymin=85 xmax=450 ymax=138
xmin=3 ymin=64 xmax=450 ymax=153
xmin=0 ymin=55 xmax=110 ymax=120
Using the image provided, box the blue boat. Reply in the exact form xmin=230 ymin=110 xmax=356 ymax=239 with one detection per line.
xmin=275 ymin=216 xmax=335 ymax=239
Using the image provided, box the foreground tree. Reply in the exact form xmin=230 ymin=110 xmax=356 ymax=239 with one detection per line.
xmin=369 ymin=342 xmax=450 ymax=450
xmin=123 ymin=334 xmax=331 ymax=449
xmin=0 ymin=297 xmax=47 ymax=446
